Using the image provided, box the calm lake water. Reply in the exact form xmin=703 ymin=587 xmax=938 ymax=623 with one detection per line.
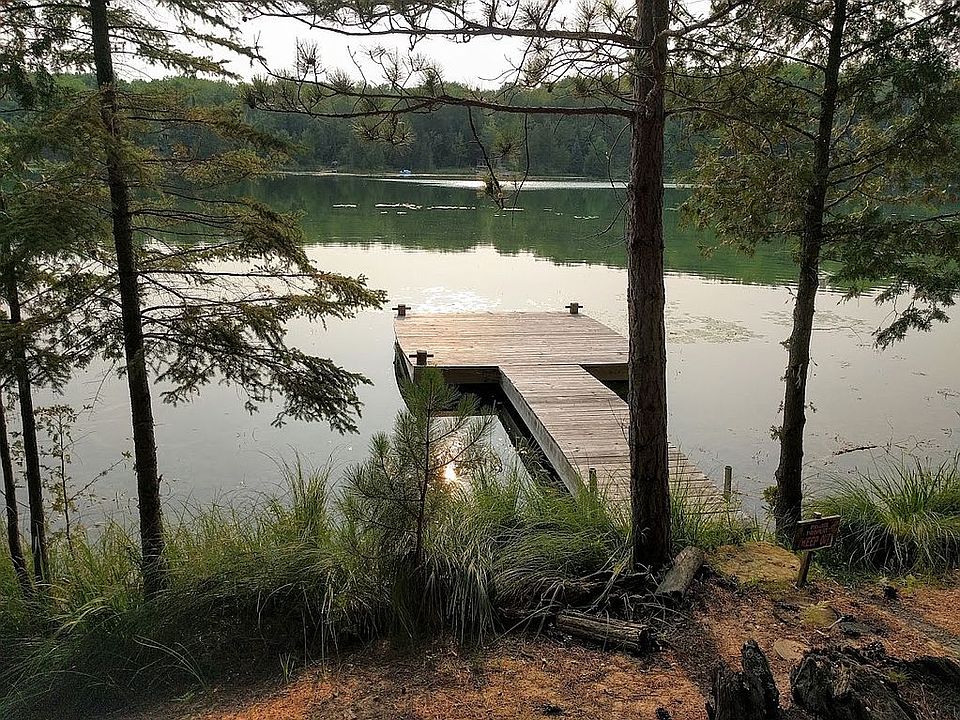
xmin=41 ymin=174 xmax=960 ymax=518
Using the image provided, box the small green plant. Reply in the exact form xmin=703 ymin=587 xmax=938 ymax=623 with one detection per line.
xmin=811 ymin=455 xmax=960 ymax=574
xmin=762 ymin=484 xmax=779 ymax=512
xmin=9 ymin=403 xmax=126 ymax=553
xmin=279 ymin=652 xmax=296 ymax=684
xmin=34 ymin=404 xmax=84 ymax=549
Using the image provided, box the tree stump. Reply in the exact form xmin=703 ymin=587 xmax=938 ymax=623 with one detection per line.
xmin=904 ymin=655 xmax=960 ymax=688
xmin=706 ymin=640 xmax=780 ymax=720
xmin=791 ymin=648 xmax=916 ymax=720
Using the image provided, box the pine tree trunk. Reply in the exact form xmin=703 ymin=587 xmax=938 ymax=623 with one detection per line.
xmin=626 ymin=0 xmax=671 ymax=568
xmin=413 ymin=407 xmax=431 ymax=568
xmin=2 ymin=249 xmax=48 ymax=583
xmin=0 ymin=397 xmax=32 ymax=594
xmin=774 ymin=0 xmax=848 ymax=537
xmin=89 ymin=0 xmax=166 ymax=594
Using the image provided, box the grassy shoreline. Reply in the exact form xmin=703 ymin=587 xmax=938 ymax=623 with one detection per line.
xmin=2 ymin=378 xmax=957 ymax=717
xmin=0 ymin=460 xmax=628 ymax=715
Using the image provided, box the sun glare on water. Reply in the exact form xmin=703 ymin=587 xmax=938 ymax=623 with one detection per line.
xmin=443 ymin=463 xmax=460 ymax=486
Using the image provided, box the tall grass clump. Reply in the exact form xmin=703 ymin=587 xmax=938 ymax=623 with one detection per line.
xmin=0 ymin=463 xmax=355 ymax=717
xmin=812 ymin=455 xmax=960 ymax=574
xmin=468 ymin=471 xmax=631 ymax=609
xmin=670 ymin=475 xmax=752 ymax=551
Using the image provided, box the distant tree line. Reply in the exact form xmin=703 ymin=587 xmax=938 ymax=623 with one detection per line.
xmin=246 ymin=80 xmax=697 ymax=177
xmin=4 ymin=74 xmax=696 ymax=177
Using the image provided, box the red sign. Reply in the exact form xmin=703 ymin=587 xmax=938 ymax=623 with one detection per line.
xmin=793 ymin=515 xmax=841 ymax=552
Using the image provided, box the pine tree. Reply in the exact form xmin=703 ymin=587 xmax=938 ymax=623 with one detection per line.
xmin=0 ymin=74 xmax=110 ymax=582
xmin=3 ymin=0 xmax=385 ymax=592
xmin=343 ymin=368 xmax=491 ymax=569
xmin=686 ymin=0 xmax=960 ymax=533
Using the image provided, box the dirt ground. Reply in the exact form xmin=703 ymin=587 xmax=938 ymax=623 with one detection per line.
xmin=120 ymin=545 xmax=960 ymax=720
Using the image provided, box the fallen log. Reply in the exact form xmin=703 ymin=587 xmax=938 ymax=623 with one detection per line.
xmin=562 ymin=572 xmax=655 ymax=605
xmin=555 ymin=578 xmax=612 ymax=606
xmin=655 ymin=546 xmax=706 ymax=604
xmin=555 ymin=610 xmax=653 ymax=654
xmin=497 ymin=604 xmax=559 ymax=632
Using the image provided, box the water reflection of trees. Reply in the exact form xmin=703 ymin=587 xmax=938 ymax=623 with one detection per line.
xmin=252 ymin=176 xmax=799 ymax=285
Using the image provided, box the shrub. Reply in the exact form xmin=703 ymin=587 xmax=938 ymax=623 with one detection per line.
xmin=0 ymin=465 xmax=354 ymax=715
xmin=811 ymin=455 xmax=960 ymax=574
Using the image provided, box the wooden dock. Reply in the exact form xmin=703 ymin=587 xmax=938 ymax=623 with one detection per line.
xmin=394 ymin=309 xmax=724 ymax=510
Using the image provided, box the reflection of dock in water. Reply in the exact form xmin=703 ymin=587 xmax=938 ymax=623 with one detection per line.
xmin=393 ymin=308 xmax=725 ymax=511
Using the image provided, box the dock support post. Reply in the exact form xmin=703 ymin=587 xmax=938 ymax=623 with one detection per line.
xmin=392 ymin=304 xmax=410 ymax=318
xmin=588 ymin=467 xmax=597 ymax=495
xmin=409 ymin=350 xmax=433 ymax=366
xmin=566 ymin=302 xmax=582 ymax=315
xmin=723 ymin=466 xmax=733 ymax=501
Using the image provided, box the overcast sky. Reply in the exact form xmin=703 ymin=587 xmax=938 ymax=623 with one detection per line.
xmin=223 ymin=16 xmax=528 ymax=87
xmin=118 ymin=0 xmax=710 ymax=86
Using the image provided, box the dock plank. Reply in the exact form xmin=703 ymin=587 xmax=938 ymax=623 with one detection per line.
xmin=499 ymin=365 xmax=723 ymax=508
xmin=394 ymin=312 xmax=628 ymax=379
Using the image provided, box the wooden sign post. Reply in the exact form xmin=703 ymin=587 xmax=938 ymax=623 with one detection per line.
xmin=792 ymin=512 xmax=841 ymax=588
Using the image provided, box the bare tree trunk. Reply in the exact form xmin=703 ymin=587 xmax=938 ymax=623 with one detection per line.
xmin=413 ymin=405 xmax=431 ymax=567
xmin=774 ymin=0 xmax=848 ymax=537
xmin=626 ymin=0 xmax=671 ymax=568
xmin=2 ymin=246 xmax=48 ymax=584
xmin=1 ymin=396 xmax=31 ymax=594
xmin=55 ymin=415 xmax=72 ymax=551
xmin=89 ymin=0 xmax=166 ymax=595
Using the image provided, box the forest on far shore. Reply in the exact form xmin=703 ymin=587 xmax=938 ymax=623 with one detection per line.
xmin=34 ymin=74 xmax=695 ymax=177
